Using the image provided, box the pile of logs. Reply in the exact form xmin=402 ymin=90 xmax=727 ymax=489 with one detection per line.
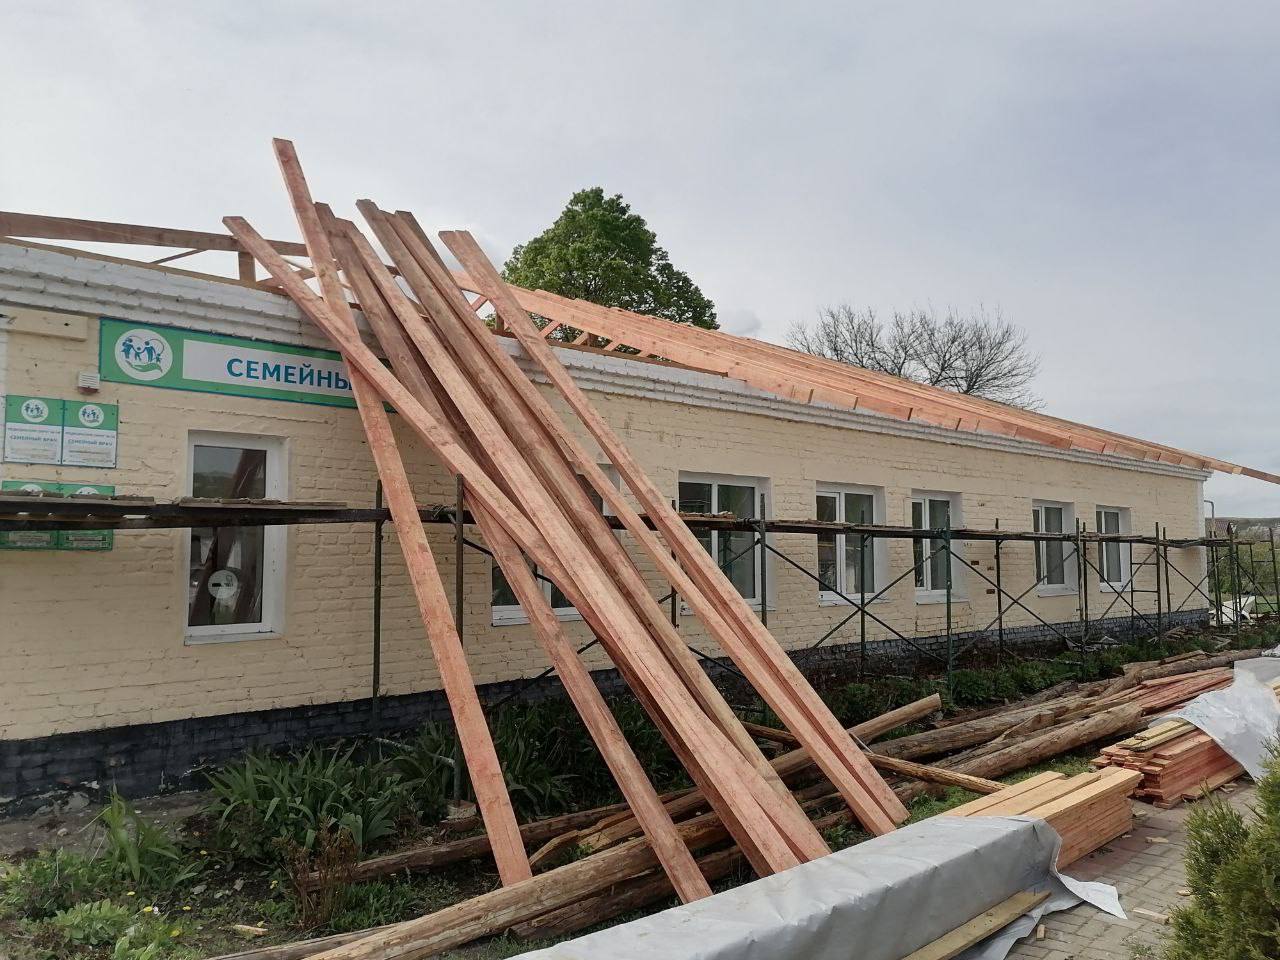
xmin=1094 ymin=670 xmax=1280 ymax=807
xmin=945 ymin=768 xmax=1142 ymax=867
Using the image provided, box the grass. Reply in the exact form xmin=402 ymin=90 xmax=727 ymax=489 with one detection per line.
xmin=2 ymin=622 xmax=1271 ymax=960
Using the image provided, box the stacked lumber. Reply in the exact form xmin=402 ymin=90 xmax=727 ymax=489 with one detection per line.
xmin=1096 ymin=732 xmax=1244 ymax=807
xmin=1093 ymin=672 xmax=1280 ymax=807
xmin=222 ymin=140 xmax=907 ymax=953
xmin=945 ymin=768 xmax=1142 ymax=867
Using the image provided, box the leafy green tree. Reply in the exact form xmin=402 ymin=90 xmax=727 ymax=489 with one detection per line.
xmin=1163 ymin=746 xmax=1280 ymax=959
xmin=503 ymin=188 xmax=718 ymax=330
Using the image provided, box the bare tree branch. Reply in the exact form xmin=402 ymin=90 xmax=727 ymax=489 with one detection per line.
xmin=787 ymin=304 xmax=1041 ymax=409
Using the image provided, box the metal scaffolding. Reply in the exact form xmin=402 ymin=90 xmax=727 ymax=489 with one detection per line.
xmin=1 ymin=490 xmax=1270 ymax=715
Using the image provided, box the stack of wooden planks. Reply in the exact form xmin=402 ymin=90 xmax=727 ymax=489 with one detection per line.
xmin=945 ymin=767 xmax=1142 ymax=867
xmin=1093 ymin=672 xmax=1279 ymax=807
xmin=221 ymin=139 xmax=911 ymax=955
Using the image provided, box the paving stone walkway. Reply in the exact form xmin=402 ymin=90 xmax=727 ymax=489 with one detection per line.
xmin=1007 ymin=782 xmax=1256 ymax=960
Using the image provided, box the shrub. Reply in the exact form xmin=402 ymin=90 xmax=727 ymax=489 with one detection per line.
xmin=205 ymin=746 xmax=412 ymax=861
xmin=0 ymin=847 xmax=112 ymax=919
xmin=98 ymin=792 xmax=201 ymax=891
xmin=48 ymin=898 xmax=135 ymax=946
xmin=1162 ymin=747 xmax=1280 ymax=959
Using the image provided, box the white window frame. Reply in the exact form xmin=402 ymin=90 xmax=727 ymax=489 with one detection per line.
xmin=1032 ymin=500 xmax=1078 ymax=596
xmin=678 ymin=471 xmax=767 ymax=609
xmin=184 ymin=431 xmax=287 ymax=644
xmin=910 ymin=491 xmax=965 ymax=603
xmin=1096 ymin=506 xmax=1131 ymax=591
xmin=815 ymin=483 xmax=886 ymax=606
xmin=491 ymin=467 xmax=618 ymax=626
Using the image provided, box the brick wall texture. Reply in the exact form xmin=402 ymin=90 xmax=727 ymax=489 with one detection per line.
xmin=0 ymin=248 xmax=1210 ymax=753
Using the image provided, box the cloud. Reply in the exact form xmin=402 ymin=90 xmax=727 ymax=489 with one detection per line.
xmin=3 ymin=1 xmax=1278 ymax=514
xmin=718 ymin=308 xmax=764 ymax=337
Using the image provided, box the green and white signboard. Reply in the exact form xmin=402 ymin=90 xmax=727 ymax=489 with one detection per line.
xmin=3 ymin=397 xmax=119 ymax=467
xmin=99 ymin=318 xmax=357 ymax=408
xmin=62 ymin=401 xmax=119 ymax=467
xmin=0 ymin=480 xmax=114 ymax=551
xmin=4 ymin=396 xmax=63 ymax=464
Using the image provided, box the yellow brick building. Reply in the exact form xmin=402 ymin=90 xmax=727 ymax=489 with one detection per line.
xmin=0 ymin=239 xmax=1210 ymax=806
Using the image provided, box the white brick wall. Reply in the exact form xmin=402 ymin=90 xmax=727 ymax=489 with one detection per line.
xmin=0 ymin=245 xmax=1210 ymax=739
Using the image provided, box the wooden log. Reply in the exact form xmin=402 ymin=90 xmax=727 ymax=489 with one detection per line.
xmin=572 ymin=695 xmax=941 ymax=856
xmin=742 ymin=721 xmax=799 ymax=746
xmin=278 ymin=808 xmax=740 ymax=960
xmin=865 ymin=753 xmax=1002 ymax=794
xmin=945 ymin=703 xmax=1146 ymax=782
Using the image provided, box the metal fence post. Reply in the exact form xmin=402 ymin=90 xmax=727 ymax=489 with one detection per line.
xmin=1271 ymin=527 xmax=1279 ymax=617
xmin=944 ymin=522 xmax=954 ymax=695
xmin=994 ymin=519 xmax=1005 ymax=663
xmin=453 ymin=475 xmax=466 ymax=802
xmin=859 ymin=531 xmax=868 ymax=681
xmin=1229 ymin=523 xmax=1240 ymax=639
xmin=371 ymin=480 xmax=384 ymax=734
xmin=757 ymin=494 xmax=768 ymax=629
xmin=1154 ymin=522 xmax=1164 ymax=638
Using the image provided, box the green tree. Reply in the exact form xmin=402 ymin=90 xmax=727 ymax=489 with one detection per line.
xmin=503 ymin=188 xmax=718 ymax=330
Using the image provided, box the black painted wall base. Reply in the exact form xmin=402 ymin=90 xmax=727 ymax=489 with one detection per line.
xmin=0 ymin=609 xmax=1210 ymax=816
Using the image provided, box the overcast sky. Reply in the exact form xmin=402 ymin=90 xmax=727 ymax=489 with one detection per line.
xmin=4 ymin=3 xmax=1277 ymax=516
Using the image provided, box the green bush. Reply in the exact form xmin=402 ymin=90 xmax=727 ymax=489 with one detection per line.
xmin=205 ymin=746 xmax=414 ymax=861
xmin=48 ymin=898 xmax=135 ymax=946
xmin=0 ymin=847 xmax=114 ymax=919
xmin=1162 ymin=747 xmax=1280 ymax=959
xmin=98 ymin=792 xmax=201 ymax=891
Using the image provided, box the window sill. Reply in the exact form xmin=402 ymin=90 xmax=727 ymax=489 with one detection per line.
xmin=1099 ymin=582 xmax=1129 ymax=594
xmin=819 ymin=595 xmax=889 ymax=607
xmin=914 ymin=592 xmax=969 ymax=606
xmin=185 ymin=630 xmax=281 ymax=646
xmin=1036 ymin=586 xmax=1078 ymax=598
xmin=492 ymin=609 xmax=585 ymax=627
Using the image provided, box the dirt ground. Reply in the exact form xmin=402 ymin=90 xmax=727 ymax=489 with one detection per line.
xmin=0 ymin=792 xmax=205 ymax=859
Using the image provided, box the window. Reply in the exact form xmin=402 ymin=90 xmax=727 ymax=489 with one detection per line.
xmin=491 ymin=471 xmax=613 ymax=624
xmin=1032 ymin=501 xmax=1076 ymax=591
xmin=910 ymin=493 xmax=960 ymax=597
xmin=1096 ymin=507 xmax=1129 ymax=586
xmin=186 ymin=432 xmax=285 ymax=641
xmin=815 ymin=486 xmax=881 ymax=602
xmin=679 ymin=473 xmax=763 ymax=603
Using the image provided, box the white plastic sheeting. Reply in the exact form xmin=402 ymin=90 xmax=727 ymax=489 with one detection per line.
xmin=1159 ymin=656 xmax=1280 ymax=779
xmin=511 ymin=815 xmax=1122 ymax=960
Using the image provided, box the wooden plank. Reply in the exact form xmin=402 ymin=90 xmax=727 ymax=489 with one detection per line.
xmin=0 ymin=209 xmax=309 ymax=256
xmin=944 ymin=772 xmax=1066 ymax=818
xmin=267 ymin=141 xmax=530 ymax=886
xmin=323 ymin=211 xmax=711 ymax=900
xmin=441 ymin=228 xmax=907 ymax=834
xmin=903 ymin=890 xmax=1051 ymax=960
xmin=374 ymin=210 xmax=836 ymax=856
xmin=337 ymin=208 xmax=810 ymax=873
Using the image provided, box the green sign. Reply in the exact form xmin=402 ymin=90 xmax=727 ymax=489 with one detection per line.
xmin=4 ymin=396 xmax=63 ymax=464
xmin=0 ymin=479 xmax=59 ymax=549
xmin=61 ymin=401 xmax=119 ymax=467
xmin=0 ymin=480 xmax=115 ymax=551
xmin=57 ymin=482 xmax=115 ymax=551
xmin=99 ymin=317 xmax=357 ymax=408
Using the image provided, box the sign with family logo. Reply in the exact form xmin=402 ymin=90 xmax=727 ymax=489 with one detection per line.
xmin=4 ymin=395 xmax=64 ymax=464
xmin=61 ymin=400 xmax=119 ymax=467
xmin=99 ymin=318 xmax=358 ymax=408
xmin=2 ymin=396 xmax=119 ymax=467
xmin=0 ymin=480 xmax=116 ymax=551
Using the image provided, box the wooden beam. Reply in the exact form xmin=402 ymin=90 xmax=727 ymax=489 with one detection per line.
xmin=352 ymin=204 xmax=814 ymax=871
xmin=902 ymin=890 xmax=1051 ymax=960
xmin=328 ymin=216 xmax=710 ymax=902
xmin=445 ymin=230 xmax=907 ymax=834
xmin=265 ymin=140 xmax=530 ymax=886
xmin=0 ymin=210 xmax=309 ymax=256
